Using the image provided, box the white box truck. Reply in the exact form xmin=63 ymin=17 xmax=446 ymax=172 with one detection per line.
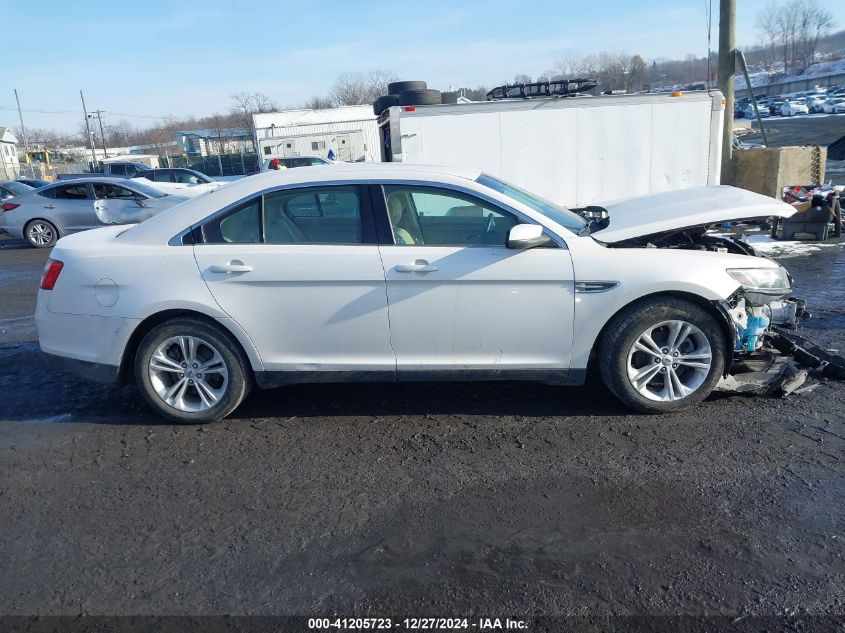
xmin=377 ymin=91 xmax=725 ymax=207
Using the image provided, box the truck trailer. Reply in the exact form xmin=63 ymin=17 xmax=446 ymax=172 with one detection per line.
xmin=377 ymin=91 xmax=725 ymax=207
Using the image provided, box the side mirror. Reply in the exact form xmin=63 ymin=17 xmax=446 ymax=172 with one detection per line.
xmin=507 ymin=224 xmax=552 ymax=249
xmin=134 ymin=196 xmax=147 ymax=208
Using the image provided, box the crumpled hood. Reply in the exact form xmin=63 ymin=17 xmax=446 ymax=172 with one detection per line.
xmin=592 ymin=185 xmax=795 ymax=243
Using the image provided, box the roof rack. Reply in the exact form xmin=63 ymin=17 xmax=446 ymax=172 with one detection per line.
xmin=486 ymin=79 xmax=599 ymax=100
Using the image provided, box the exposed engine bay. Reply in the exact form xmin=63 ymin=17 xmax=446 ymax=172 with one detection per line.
xmin=571 ymin=200 xmax=845 ymax=395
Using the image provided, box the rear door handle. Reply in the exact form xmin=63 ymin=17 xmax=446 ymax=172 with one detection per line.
xmin=44 ymin=205 xmax=56 ymax=209
xmin=395 ymin=259 xmax=438 ymax=273
xmin=209 ymin=261 xmax=252 ymax=274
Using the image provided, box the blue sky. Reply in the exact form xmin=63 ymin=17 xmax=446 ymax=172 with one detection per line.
xmin=4 ymin=0 xmax=840 ymax=134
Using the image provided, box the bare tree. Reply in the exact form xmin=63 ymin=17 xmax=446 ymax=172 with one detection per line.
xmin=756 ymin=1 xmax=781 ymax=67
xmin=513 ymin=74 xmax=532 ymax=84
xmin=229 ymin=92 xmax=278 ymax=153
xmin=759 ymin=0 xmax=834 ymax=74
xmin=329 ymin=69 xmax=398 ymax=106
xmin=794 ymin=0 xmax=834 ymax=69
xmin=627 ymin=55 xmax=648 ymax=92
xmin=304 ymin=95 xmax=334 ymax=110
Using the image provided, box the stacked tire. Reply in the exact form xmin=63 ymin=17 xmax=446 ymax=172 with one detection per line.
xmin=372 ymin=81 xmax=442 ymax=115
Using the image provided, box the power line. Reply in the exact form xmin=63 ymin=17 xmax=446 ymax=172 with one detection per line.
xmin=0 ymin=104 xmax=170 ymax=119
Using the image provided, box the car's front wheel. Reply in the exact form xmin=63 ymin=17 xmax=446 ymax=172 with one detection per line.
xmin=25 ymin=219 xmax=58 ymax=248
xmin=599 ymin=297 xmax=726 ymax=413
xmin=135 ymin=317 xmax=252 ymax=423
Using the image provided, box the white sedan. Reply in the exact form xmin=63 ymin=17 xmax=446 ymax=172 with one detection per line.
xmin=780 ymin=99 xmax=809 ymax=116
xmin=36 ymin=164 xmax=801 ymax=422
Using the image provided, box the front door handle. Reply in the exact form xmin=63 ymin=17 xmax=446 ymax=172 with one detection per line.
xmin=395 ymin=259 xmax=438 ymax=273
xmin=209 ymin=260 xmax=252 ymax=274
xmin=44 ymin=205 xmax=56 ymax=209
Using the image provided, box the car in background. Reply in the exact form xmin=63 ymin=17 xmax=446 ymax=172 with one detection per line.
xmin=804 ymin=94 xmax=826 ymax=113
xmin=767 ymin=98 xmax=785 ymax=116
xmin=0 ymin=178 xmax=186 ymax=248
xmin=780 ymin=99 xmax=809 ymax=116
xmin=16 ymin=178 xmax=51 ymax=189
xmin=34 ymin=163 xmax=803 ymax=423
xmin=0 ymin=180 xmax=34 ymax=200
xmin=132 ymin=168 xmax=224 ymax=197
xmin=740 ymin=102 xmax=770 ymax=119
xmin=260 ymin=156 xmax=333 ymax=172
xmin=57 ymin=161 xmax=152 ymax=181
xmin=823 ymin=97 xmax=845 ymax=114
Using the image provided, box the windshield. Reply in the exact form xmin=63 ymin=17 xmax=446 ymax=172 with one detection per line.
xmin=4 ymin=181 xmax=34 ymax=195
xmin=126 ymin=180 xmax=168 ymax=198
xmin=476 ymin=174 xmax=588 ymax=234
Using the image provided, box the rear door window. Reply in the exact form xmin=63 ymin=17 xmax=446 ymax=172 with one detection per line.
xmin=52 ymin=184 xmax=90 ymax=200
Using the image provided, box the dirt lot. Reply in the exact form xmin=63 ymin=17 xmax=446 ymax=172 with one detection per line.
xmin=1 ymin=236 xmax=844 ymax=622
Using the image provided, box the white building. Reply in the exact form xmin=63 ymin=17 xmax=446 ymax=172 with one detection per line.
xmin=176 ymin=128 xmax=251 ymax=157
xmin=0 ymin=127 xmax=21 ymax=179
xmin=253 ymin=106 xmax=378 ymax=163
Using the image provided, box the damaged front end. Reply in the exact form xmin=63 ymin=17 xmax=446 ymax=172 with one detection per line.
xmin=716 ymin=285 xmax=844 ymax=395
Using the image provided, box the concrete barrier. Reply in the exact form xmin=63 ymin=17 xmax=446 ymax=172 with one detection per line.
xmin=735 ymin=72 xmax=845 ymax=98
xmin=727 ymin=146 xmax=826 ymax=197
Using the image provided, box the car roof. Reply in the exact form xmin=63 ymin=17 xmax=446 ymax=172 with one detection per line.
xmin=123 ymin=163 xmax=485 ymax=243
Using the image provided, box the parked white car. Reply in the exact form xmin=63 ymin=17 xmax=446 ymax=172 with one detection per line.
xmin=780 ymin=99 xmax=809 ymax=116
xmin=822 ymin=97 xmax=845 ymax=114
xmin=804 ymin=94 xmax=826 ymax=113
xmin=36 ymin=164 xmax=801 ymax=422
xmin=132 ymin=168 xmax=224 ymax=198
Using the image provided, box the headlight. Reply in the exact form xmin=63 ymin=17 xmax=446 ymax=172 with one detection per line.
xmin=727 ymin=267 xmax=792 ymax=305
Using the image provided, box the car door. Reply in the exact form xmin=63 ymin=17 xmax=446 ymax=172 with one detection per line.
xmin=374 ymin=183 xmax=576 ymax=377
xmin=42 ymin=183 xmax=99 ymax=231
xmin=192 ymin=184 xmax=394 ymax=377
xmin=92 ymin=182 xmax=151 ymax=224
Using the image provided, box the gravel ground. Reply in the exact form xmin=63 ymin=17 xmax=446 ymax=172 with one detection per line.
xmin=0 ymin=236 xmax=843 ymax=622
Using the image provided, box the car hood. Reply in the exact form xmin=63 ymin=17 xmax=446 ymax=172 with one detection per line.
xmin=591 ymin=185 xmax=795 ymax=243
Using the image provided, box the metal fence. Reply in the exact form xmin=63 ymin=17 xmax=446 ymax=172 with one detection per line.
xmin=10 ymin=152 xmax=259 ymax=182
xmin=167 ymin=152 xmax=259 ymax=177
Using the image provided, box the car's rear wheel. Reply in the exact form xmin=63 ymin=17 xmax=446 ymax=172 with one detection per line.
xmin=25 ymin=219 xmax=58 ymax=248
xmin=599 ymin=297 xmax=726 ymax=413
xmin=135 ymin=318 xmax=252 ymax=423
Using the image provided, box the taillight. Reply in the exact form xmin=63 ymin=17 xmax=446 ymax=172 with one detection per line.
xmin=40 ymin=259 xmax=63 ymax=290
xmin=1 ymin=202 xmax=20 ymax=212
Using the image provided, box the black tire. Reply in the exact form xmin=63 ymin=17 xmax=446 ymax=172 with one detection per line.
xmin=399 ymin=89 xmax=442 ymax=106
xmin=440 ymin=91 xmax=459 ymax=104
xmin=24 ymin=219 xmax=58 ymax=248
xmin=135 ymin=317 xmax=253 ymax=423
xmin=373 ymin=94 xmax=399 ymax=115
xmin=387 ymin=80 xmax=426 ymax=94
xmin=598 ymin=297 xmax=726 ymax=414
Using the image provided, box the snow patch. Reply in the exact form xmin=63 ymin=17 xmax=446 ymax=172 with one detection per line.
xmin=746 ymin=234 xmax=845 ymax=258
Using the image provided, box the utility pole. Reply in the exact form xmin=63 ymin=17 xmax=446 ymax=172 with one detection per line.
xmin=80 ymin=91 xmax=99 ymax=171
xmin=14 ymin=89 xmax=29 ymax=155
xmin=89 ymin=109 xmax=109 ymax=159
xmin=718 ymin=0 xmax=736 ymax=181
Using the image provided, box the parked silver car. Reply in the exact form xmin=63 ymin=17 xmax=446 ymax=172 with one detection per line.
xmin=0 ymin=180 xmax=34 ymax=200
xmin=0 ymin=178 xmax=187 ymax=248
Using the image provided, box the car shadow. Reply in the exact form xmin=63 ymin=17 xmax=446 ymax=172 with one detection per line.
xmin=0 ymin=342 xmax=632 ymax=426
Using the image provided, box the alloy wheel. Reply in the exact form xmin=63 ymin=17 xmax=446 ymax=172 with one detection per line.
xmin=28 ymin=222 xmax=54 ymax=246
xmin=625 ymin=319 xmax=713 ymax=402
xmin=148 ymin=335 xmax=229 ymax=412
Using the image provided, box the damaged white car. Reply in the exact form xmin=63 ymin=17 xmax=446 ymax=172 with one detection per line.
xmin=36 ymin=164 xmax=803 ymax=422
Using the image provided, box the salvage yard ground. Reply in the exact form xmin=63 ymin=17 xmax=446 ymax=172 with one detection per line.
xmin=0 ymin=235 xmax=844 ymax=618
